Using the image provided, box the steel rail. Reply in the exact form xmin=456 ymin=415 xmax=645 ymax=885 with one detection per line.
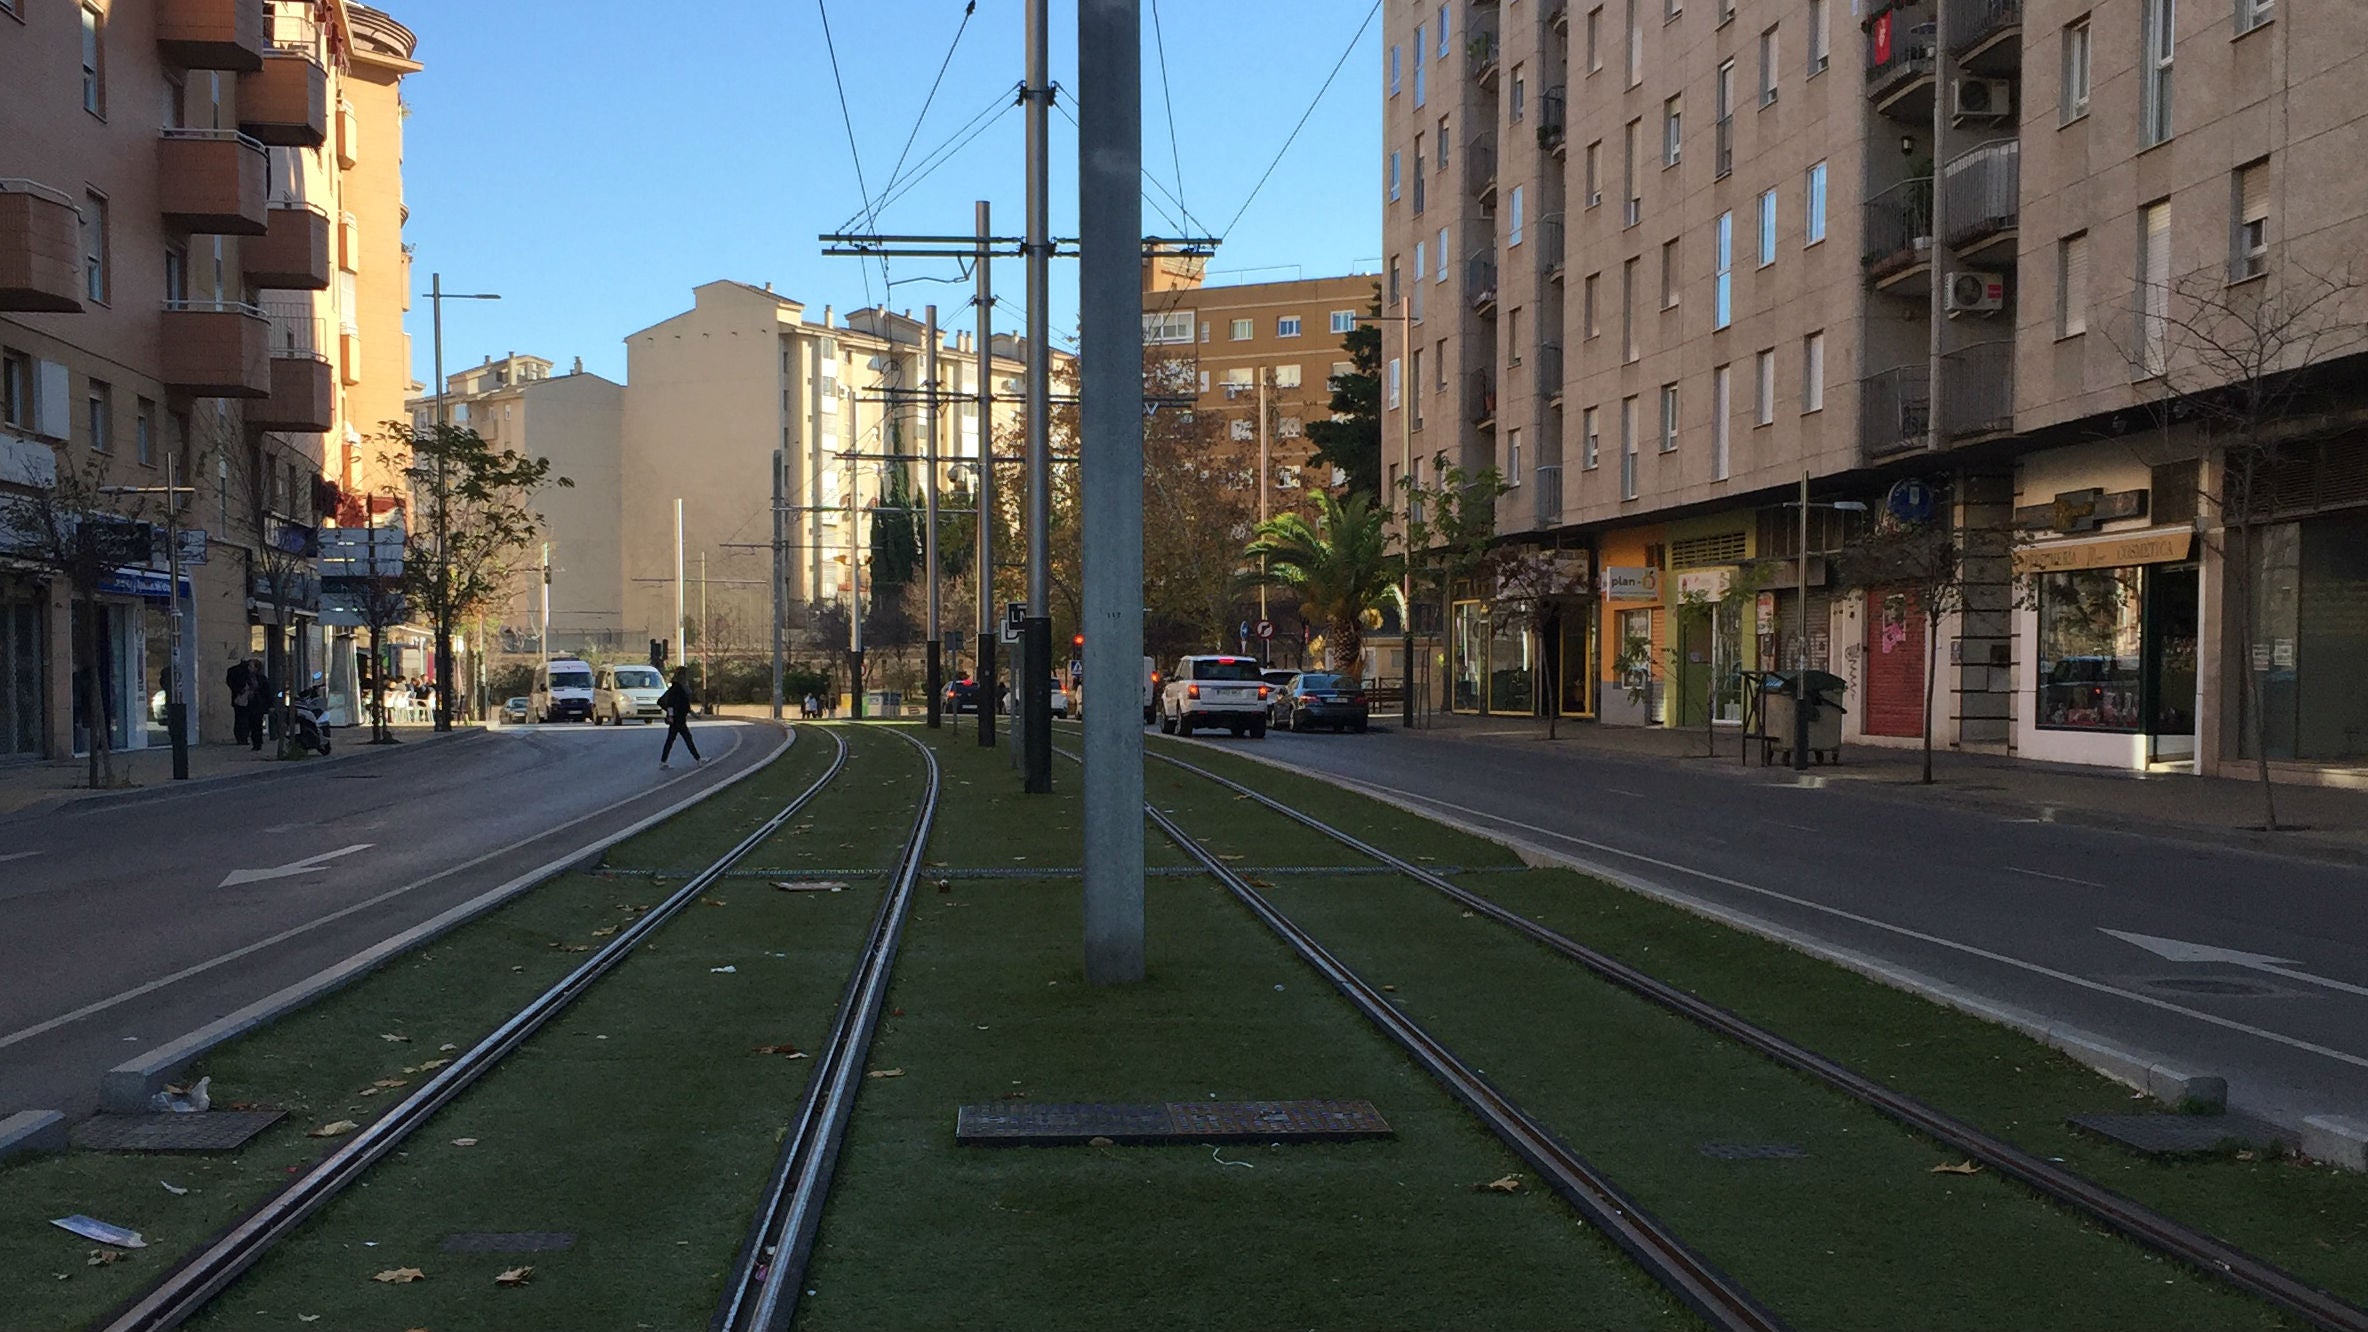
xmin=1148 ymin=745 xmax=2368 ymax=1332
xmin=715 ymin=725 xmax=943 ymax=1332
xmin=101 ymin=727 xmax=848 ymax=1332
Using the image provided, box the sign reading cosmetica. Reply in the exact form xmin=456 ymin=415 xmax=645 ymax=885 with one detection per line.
xmin=2013 ymin=527 xmax=2194 ymax=574
xmin=1602 ymin=567 xmax=1661 ymax=601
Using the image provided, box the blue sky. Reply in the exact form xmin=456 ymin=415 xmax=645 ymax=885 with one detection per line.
xmin=395 ymin=0 xmax=1383 ymax=387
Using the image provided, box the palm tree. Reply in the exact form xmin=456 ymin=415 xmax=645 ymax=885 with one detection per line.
xmin=1243 ymin=492 xmax=1401 ymax=674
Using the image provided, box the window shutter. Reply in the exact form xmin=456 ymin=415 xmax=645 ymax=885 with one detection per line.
xmin=2062 ymin=233 xmax=2090 ymax=332
xmin=35 ymin=360 xmax=70 ymax=439
xmin=2239 ymin=164 xmax=2268 ymax=224
xmin=2142 ymin=203 xmax=2172 ymax=299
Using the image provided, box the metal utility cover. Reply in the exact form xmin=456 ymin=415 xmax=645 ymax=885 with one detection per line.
xmin=70 ymin=1110 xmax=286 ymax=1152
xmin=441 ymin=1232 xmax=577 ymax=1253
xmin=2068 ymin=1113 xmax=2289 ymax=1157
xmin=956 ymin=1099 xmax=1392 ymax=1146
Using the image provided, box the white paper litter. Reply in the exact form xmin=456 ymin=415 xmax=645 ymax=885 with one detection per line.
xmin=51 ymin=1216 xmax=145 ymax=1249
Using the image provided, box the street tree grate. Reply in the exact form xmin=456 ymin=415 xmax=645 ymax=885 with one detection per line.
xmin=440 ymin=1231 xmax=577 ymax=1253
xmin=957 ymin=1099 xmax=1392 ymax=1146
xmin=1697 ymin=1142 xmax=1807 ymax=1160
xmin=2068 ymin=1113 xmax=2290 ymax=1157
xmin=71 ymin=1110 xmax=285 ymax=1152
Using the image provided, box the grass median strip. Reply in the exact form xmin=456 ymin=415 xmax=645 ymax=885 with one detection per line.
xmin=0 ymin=727 xmax=830 ymax=1332
xmin=1148 ymin=736 xmax=2368 ymax=1315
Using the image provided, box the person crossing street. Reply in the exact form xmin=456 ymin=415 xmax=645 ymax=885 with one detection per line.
xmin=657 ymin=667 xmax=701 ymax=769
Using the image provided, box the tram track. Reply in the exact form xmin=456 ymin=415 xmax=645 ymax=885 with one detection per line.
xmin=97 ymin=728 xmax=852 ymax=1332
xmin=1144 ymin=740 xmax=2368 ymax=1332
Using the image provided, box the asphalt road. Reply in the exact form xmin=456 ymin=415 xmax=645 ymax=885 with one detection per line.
xmin=0 ymin=718 xmax=779 ymax=1118
xmin=1206 ymin=724 xmax=2368 ymax=1131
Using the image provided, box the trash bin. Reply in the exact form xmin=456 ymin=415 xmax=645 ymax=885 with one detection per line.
xmin=1760 ymin=670 xmax=1847 ymax=765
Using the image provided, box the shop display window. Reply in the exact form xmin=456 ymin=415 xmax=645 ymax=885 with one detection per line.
xmin=2036 ymin=567 xmax=2144 ymax=732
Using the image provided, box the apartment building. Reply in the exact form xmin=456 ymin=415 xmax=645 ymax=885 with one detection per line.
xmin=0 ymin=0 xmax=417 ymax=758
xmin=1141 ymin=249 xmax=1378 ymax=496
xmin=1385 ymin=0 xmax=2368 ymax=782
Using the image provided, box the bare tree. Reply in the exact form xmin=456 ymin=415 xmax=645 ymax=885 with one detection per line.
xmin=1400 ymin=457 xmax=1510 ymax=715
xmin=1482 ymin=546 xmax=1592 ymax=739
xmin=213 ymin=418 xmax=322 ymax=752
xmin=0 ymin=451 xmax=148 ymax=787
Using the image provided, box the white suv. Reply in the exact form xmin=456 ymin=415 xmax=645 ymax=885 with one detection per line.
xmin=1157 ymin=655 xmax=1273 ymax=738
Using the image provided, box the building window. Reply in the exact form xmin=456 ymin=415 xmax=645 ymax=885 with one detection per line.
xmin=2140 ymin=0 xmax=2174 ymax=147
xmin=1277 ymin=315 xmax=1301 ymax=339
xmin=1757 ymin=188 xmax=1778 ymax=266
xmin=1389 ymin=43 xmax=1401 ymax=96
xmin=1665 ymin=0 xmax=1682 ymax=20
xmin=1621 ymin=257 xmax=1639 ymax=362
xmin=2236 ymin=0 xmax=2272 ymax=38
xmin=2058 ymin=231 xmax=2091 ymax=336
xmin=1713 ymin=211 xmax=1733 ymax=330
xmin=1389 ymin=256 xmax=1402 ymax=308
xmin=1804 ymin=161 xmax=1828 ymax=245
xmin=1413 ymin=244 xmax=1427 ymax=319
xmin=1507 ymin=307 xmax=1522 ymax=364
xmin=1586 ymin=6 xmax=1603 ymax=72
xmin=1625 ymin=0 xmax=1643 ymax=85
xmin=1714 ymin=61 xmax=1736 ymax=177
xmin=1758 ymin=25 xmax=1779 ymax=104
xmin=1582 ymin=406 xmax=1601 ymax=468
xmin=87 ymin=380 xmax=110 ymax=453
xmin=1511 ymin=66 xmax=1526 ymax=121
xmin=1230 ymin=318 xmax=1253 ymax=341
xmin=1330 ymin=309 xmax=1356 ymax=335
xmin=136 ymin=397 xmax=154 ymax=466
xmin=1413 ymin=142 xmax=1426 ymax=213
xmin=1507 ymin=427 xmax=1523 ymax=485
xmin=1807 ymin=0 xmax=1829 ymax=73
xmin=1754 ymin=348 xmax=1776 ymax=424
xmin=1711 ymin=365 xmax=1732 ymax=480
xmin=1438 ymin=115 xmax=1451 ymax=169
xmin=1620 ymin=397 xmax=1640 ymax=499
xmin=0 ymin=351 xmax=28 ymax=429
xmin=1623 ymin=118 xmax=1641 ymax=225
xmin=1802 ymin=331 xmax=1825 ymax=412
xmin=1659 ymin=383 xmax=1680 ymax=452
xmin=1388 ymin=150 xmax=1401 ymax=201
xmin=81 ymin=192 xmax=108 ymax=305
xmin=1144 ymin=310 xmax=1195 ymax=345
xmin=2138 ymin=200 xmax=2171 ymax=375
xmin=1585 ymin=140 xmax=1603 ymax=207
xmin=1386 ymin=356 xmax=1402 ymax=409
xmin=1583 ymin=272 xmax=1601 ymax=338
xmin=2037 ymin=568 xmax=2144 ymax=731
xmin=1662 ymin=96 xmax=1683 ymax=166
xmin=1275 ymin=363 xmax=1303 ymax=388
xmin=1509 ymin=185 xmax=1526 ymax=246
xmin=1414 ymin=26 xmax=1427 ymax=105
xmin=1437 ymin=227 xmax=1450 ymax=280
xmin=1660 ymin=237 xmax=1680 ymax=308
xmin=2062 ymin=17 xmax=2092 ymax=122
xmin=2232 ymin=159 xmax=2269 ymax=281
xmin=81 ymin=4 xmax=104 ymax=116
xmin=1439 ymin=4 xmax=1452 ymax=56
xmin=1433 ymin=340 xmax=1447 ymax=391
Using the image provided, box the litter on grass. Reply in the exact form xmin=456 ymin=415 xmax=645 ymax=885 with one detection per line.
xmin=710 ymin=965 xmax=738 ymax=974
xmin=451 ymin=1138 xmax=479 ymax=1147
xmin=372 ymin=1267 xmax=426 ymax=1283
xmin=1929 ymin=1161 xmax=1983 ymax=1175
xmin=495 ymin=1265 xmax=535 ymax=1287
xmin=1478 ymin=1175 xmax=1526 ymax=1193
xmin=158 ymin=1181 xmax=187 ymax=1196
xmin=865 ymin=1068 xmax=905 ymax=1080
xmin=87 ymin=1249 xmax=123 ymax=1266
xmin=146 ymin=1076 xmax=210 ymax=1113
xmin=379 ymin=1033 xmax=411 ymax=1043
xmin=52 ymin=1216 xmax=145 ymax=1248
xmin=774 ymin=880 xmax=849 ymax=893
xmin=307 ymin=1120 xmax=359 ymax=1138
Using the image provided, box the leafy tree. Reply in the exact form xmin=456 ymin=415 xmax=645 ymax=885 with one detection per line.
xmin=1303 ymin=288 xmax=1384 ymax=501
xmin=1243 ymin=491 xmax=1400 ymax=674
xmin=0 ymin=451 xmax=147 ymax=787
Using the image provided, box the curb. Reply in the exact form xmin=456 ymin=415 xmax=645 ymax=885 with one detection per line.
xmin=98 ymin=725 xmax=795 ymax=1113
xmin=2302 ymin=1116 xmax=2368 ymax=1171
xmin=0 ymin=727 xmax=493 ymax=824
xmin=0 ymin=1109 xmax=66 ymax=1165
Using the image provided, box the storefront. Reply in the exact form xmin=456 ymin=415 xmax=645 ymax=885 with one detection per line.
xmin=2242 ymin=511 xmax=2368 ymax=765
xmin=1595 ymin=524 xmax=1668 ymax=727
xmin=1445 ymin=549 xmax=1595 ymax=719
xmin=1664 ymin=518 xmax=1756 ymax=729
xmin=0 ymin=577 xmax=44 ymax=761
xmin=2014 ymin=528 xmax=2198 ymax=769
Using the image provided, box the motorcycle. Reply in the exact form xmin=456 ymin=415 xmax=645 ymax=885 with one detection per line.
xmin=288 ymin=685 xmax=333 ymax=756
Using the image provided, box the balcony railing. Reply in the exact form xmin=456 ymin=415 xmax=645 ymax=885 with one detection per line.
xmin=262 ymin=299 xmax=324 ymax=358
xmin=1538 ymin=86 xmax=1568 ymax=151
xmin=1547 ymin=0 xmax=1570 ymax=32
xmin=157 ymin=129 xmax=269 ymax=236
xmin=1861 ymin=365 xmax=1932 ymax=459
xmin=160 ymin=298 xmax=271 ymax=397
xmin=1467 ymin=254 xmax=1499 ymax=312
xmin=1941 ymin=339 xmax=2014 ymax=440
xmin=1538 ymin=213 xmax=1565 ymax=277
xmin=156 ymin=0 xmax=264 ymax=72
xmin=1468 ymin=23 xmax=1501 ymax=83
xmin=1466 ymin=131 xmax=1498 ymax=203
xmin=1865 ymin=3 xmax=1937 ymax=96
xmin=1537 ymin=340 xmax=1564 ymax=401
xmin=0 ymin=179 xmax=85 ymax=313
xmin=1941 ymin=139 xmax=2019 ymax=250
xmin=1947 ymin=0 xmax=2023 ymax=59
xmin=266 ymin=8 xmax=322 ymax=57
xmin=1862 ymin=176 xmax=1934 ymax=280
xmin=1714 ymin=115 xmax=1734 ymax=179
xmin=1534 ymin=464 xmax=1564 ymax=527
xmin=1469 ymin=370 xmax=1498 ymax=427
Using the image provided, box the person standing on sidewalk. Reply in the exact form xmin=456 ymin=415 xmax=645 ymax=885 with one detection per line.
xmin=658 ymin=667 xmax=702 ymax=769
xmin=225 ymin=659 xmax=258 ymax=751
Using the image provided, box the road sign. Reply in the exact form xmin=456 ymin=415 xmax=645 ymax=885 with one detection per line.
xmin=946 ymin=629 xmax=965 ymax=656
xmin=175 ymin=528 xmax=209 ymax=566
xmin=1255 ymin=619 xmax=1274 ymax=640
xmin=1886 ymin=477 xmax=1937 ymax=525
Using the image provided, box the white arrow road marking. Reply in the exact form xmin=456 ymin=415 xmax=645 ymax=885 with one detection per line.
xmin=2103 ymin=928 xmax=2368 ymax=1000
xmin=0 ymin=851 xmax=42 ymax=864
xmin=218 ymin=844 xmax=373 ymax=888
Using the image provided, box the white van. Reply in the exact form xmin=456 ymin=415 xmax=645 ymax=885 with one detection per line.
xmin=595 ymin=663 xmax=667 ymax=725
xmin=533 ymin=656 xmax=596 ymax=722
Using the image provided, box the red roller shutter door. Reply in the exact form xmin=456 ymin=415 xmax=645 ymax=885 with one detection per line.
xmin=1864 ymin=587 xmax=1925 ymax=738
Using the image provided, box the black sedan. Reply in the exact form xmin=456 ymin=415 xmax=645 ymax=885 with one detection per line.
xmin=1279 ymin=673 xmax=1370 ymax=733
xmin=943 ymin=677 xmax=989 ymax=714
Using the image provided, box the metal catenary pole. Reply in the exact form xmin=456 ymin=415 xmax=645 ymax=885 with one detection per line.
xmin=673 ymin=497 xmax=686 ymax=679
xmin=423 ymin=273 xmax=499 ymax=731
xmin=974 ymin=200 xmax=998 ymax=748
xmin=848 ymin=448 xmax=864 ymax=719
xmin=1078 ymin=0 xmax=1146 ymax=984
xmin=925 ymin=304 xmax=944 ymax=729
xmin=1021 ymin=0 xmax=1054 ymax=793
xmin=771 ymin=447 xmax=785 ymax=719
xmin=1794 ymin=469 xmax=1811 ymax=771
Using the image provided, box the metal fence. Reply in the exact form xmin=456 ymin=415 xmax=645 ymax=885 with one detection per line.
xmin=1538 ymin=212 xmax=1565 ymax=274
xmin=262 ymin=300 xmax=325 ymax=358
xmin=1539 ymin=86 xmax=1568 ymax=150
xmin=1941 ymin=139 xmax=2019 ymax=249
xmin=1860 ymin=364 xmax=1932 ymax=459
xmin=1537 ymin=340 xmax=1564 ymax=402
xmin=1467 ymin=253 xmax=1498 ymax=311
xmin=1941 ymin=339 xmax=2014 ymax=440
xmin=1862 ymin=176 xmax=1934 ymax=278
xmin=1534 ymin=463 xmax=1565 ymax=527
xmin=1466 ymin=131 xmax=1498 ymax=201
xmin=1866 ymin=2 xmax=1936 ymax=92
xmin=1467 ymin=21 xmax=1500 ymax=81
xmin=1947 ymin=0 xmax=2023 ymax=56
xmin=1468 ymin=370 xmax=1498 ymax=426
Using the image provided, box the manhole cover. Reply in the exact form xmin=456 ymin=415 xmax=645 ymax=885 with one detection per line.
xmin=1698 ymin=1142 xmax=1807 ymax=1160
xmin=2069 ymin=1113 xmax=2289 ymax=1157
xmin=956 ymin=1099 xmax=1392 ymax=1146
xmin=71 ymin=1110 xmax=286 ymax=1152
xmin=2144 ymin=976 xmax=2278 ymax=997
xmin=441 ymin=1231 xmax=576 ymax=1253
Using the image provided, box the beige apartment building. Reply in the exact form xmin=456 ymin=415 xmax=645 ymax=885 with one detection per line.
xmin=1 ymin=0 xmax=417 ymax=758
xmin=1385 ymin=0 xmax=2368 ymax=783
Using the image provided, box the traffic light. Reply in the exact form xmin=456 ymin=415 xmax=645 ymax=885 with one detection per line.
xmin=1072 ymin=634 xmax=1084 ymax=649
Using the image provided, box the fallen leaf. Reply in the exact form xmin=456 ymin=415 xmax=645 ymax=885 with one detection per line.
xmin=372 ymin=1266 xmax=426 ymax=1283
xmin=359 ymin=1088 xmax=381 ymax=1097
xmin=590 ymin=926 xmax=618 ymax=937
xmin=373 ymin=1079 xmax=408 ymax=1089
xmin=308 ymin=1120 xmax=359 ymax=1138
xmin=439 ymin=1043 xmax=457 ymax=1052
xmin=299 ymin=1316 xmax=321 ymax=1324
xmin=451 ymin=1137 xmax=479 ymax=1147
xmin=87 ymin=1249 xmax=123 ymax=1267
xmin=1478 ymin=1175 xmax=1525 ymax=1193
xmin=702 ymin=896 xmax=727 ymax=907
xmin=495 ymin=1265 xmax=535 ymax=1287
xmin=1929 ymin=1161 xmax=1983 ymax=1176
xmin=418 ymin=1059 xmax=450 ymax=1071
xmin=865 ymin=1067 xmax=906 ymax=1080
xmin=379 ymin=1033 xmax=412 ymax=1043
xmin=159 ymin=1180 xmax=188 ymax=1196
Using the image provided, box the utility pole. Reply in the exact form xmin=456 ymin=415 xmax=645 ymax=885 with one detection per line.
xmin=100 ymin=464 xmax=196 ymax=777
xmin=539 ymin=541 xmax=551 ymax=687
xmin=1020 ymin=0 xmax=1055 ymax=792
xmin=975 ymin=201 xmax=998 ymax=749
xmin=770 ymin=448 xmax=785 ymax=719
xmin=1255 ymin=371 xmax=1270 ymax=643
xmin=699 ymin=550 xmax=709 ymax=707
xmin=925 ymin=304 xmax=944 ymax=728
xmin=673 ymin=497 xmax=686 ymax=681
xmin=425 ymin=273 xmax=499 ymax=732
xmin=1079 ymin=0 xmax=1145 ymax=985
xmin=848 ymin=450 xmax=865 ymax=719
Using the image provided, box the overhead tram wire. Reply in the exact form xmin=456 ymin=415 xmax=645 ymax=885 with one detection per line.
xmin=1219 ymin=0 xmax=1381 ymax=242
xmin=879 ymin=0 xmax=979 ymax=205
xmin=834 ymin=85 xmax=1014 ymax=234
xmin=816 ymin=0 xmax=889 ymax=302
xmin=1048 ymin=95 xmax=1190 ymax=238
xmin=1151 ymin=0 xmax=1188 ymax=226
xmin=847 ymin=92 xmax=1019 ymax=231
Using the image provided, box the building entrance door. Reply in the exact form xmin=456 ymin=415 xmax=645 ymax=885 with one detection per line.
xmin=2145 ymin=563 xmax=2199 ymax=763
xmin=0 ymin=596 xmax=42 ymax=758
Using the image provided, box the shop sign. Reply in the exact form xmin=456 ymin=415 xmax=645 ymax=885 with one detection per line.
xmin=1675 ymin=568 xmax=1733 ymax=601
xmin=176 ymin=529 xmax=209 ymax=566
xmin=99 ymin=567 xmax=191 ymax=600
xmin=2013 ymin=487 xmax=2149 ymax=533
xmin=2014 ymin=527 xmax=2193 ymax=574
xmin=1756 ymin=592 xmax=1776 ymax=635
xmin=1602 ymin=566 xmax=1661 ymax=601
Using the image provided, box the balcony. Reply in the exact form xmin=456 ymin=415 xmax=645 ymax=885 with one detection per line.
xmin=253 ymin=305 xmax=334 ymax=431
xmin=1469 ymin=371 xmax=1498 ymax=429
xmin=1468 ymin=24 xmax=1501 ymax=86
xmin=161 ymin=300 xmax=271 ymax=398
xmin=339 ymin=324 xmax=362 ymax=385
xmin=1467 ymin=131 xmax=1498 ymax=206
xmin=1538 ymin=213 xmax=1565 ymax=281
xmin=1862 ymin=177 xmax=1934 ymax=290
xmin=1534 ymin=463 xmax=1564 ymax=527
xmin=156 ymin=0 xmax=264 ymax=72
xmin=1548 ymin=0 xmax=1570 ymax=31
xmin=1941 ymin=139 xmax=2019 ymax=257
xmin=1860 ymin=365 xmax=1932 ymax=460
xmin=246 ymin=201 xmax=332 ymax=289
xmin=1948 ymin=0 xmax=2023 ymax=69
xmin=1941 ymin=339 xmax=2014 ymax=441
xmin=1538 ymin=86 xmax=1568 ymax=155
xmin=1714 ymin=115 xmax=1734 ymax=180
xmin=0 ymin=181 xmax=85 ymax=313
xmin=158 ymin=130 xmax=269 ymax=236
xmin=1865 ymin=3 xmax=1938 ymax=121
xmin=338 ymin=211 xmax=360 ymax=272
xmin=1468 ymin=254 xmax=1498 ymax=315
xmin=1538 ymin=340 xmax=1564 ymax=404
xmin=336 ymin=99 xmax=360 ymax=169
xmin=240 ymin=43 xmax=329 ymax=147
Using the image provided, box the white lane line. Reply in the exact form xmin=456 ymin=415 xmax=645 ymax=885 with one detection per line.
xmin=0 ymin=724 xmax=756 ymax=1052
xmin=1602 ymin=788 xmax=1647 ymax=798
xmin=1323 ymin=773 xmax=2368 ymax=1074
xmin=2007 ymin=865 xmax=2108 ymax=889
xmin=0 ymin=851 xmax=41 ymax=864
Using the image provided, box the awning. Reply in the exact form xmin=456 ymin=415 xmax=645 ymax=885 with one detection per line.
xmin=2013 ymin=526 xmax=2195 ymax=574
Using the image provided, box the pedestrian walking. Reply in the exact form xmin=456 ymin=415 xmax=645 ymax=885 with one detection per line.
xmin=225 ymin=659 xmax=263 ymax=751
xmin=658 ymin=667 xmax=702 ymax=768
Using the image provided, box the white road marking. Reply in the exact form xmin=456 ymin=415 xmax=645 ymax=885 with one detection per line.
xmin=2104 ymin=928 xmax=2368 ymax=1001
xmin=1322 ymin=773 xmax=2368 ymax=1073
xmin=0 ymin=725 xmax=752 ymax=1053
xmin=218 ymin=844 xmax=373 ymax=888
xmin=2006 ymin=866 xmax=2108 ymax=889
xmin=0 ymin=851 xmax=41 ymax=864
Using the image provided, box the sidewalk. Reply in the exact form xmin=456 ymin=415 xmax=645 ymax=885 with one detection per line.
xmin=1396 ymin=710 xmax=2368 ymax=864
xmin=0 ymin=725 xmax=481 ymax=819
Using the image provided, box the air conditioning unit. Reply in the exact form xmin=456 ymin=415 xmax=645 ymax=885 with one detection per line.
xmin=1946 ymin=271 xmax=2008 ymax=315
xmin=1952 ymin=78 xmax=2013 ymax=121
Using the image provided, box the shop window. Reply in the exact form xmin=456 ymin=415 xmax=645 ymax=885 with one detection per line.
xmin=2036 ymin=567 xmax=2144 ymax=731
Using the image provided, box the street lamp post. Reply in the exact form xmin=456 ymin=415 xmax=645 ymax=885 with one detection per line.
xmin=426 ymin=273 xmax=501 ymax=732
xmin=102 ymin=459 xmax=197 ymax=779
xmin=1780 ymin=471 xmax=1868 ymax=771
xmin=1356 ymin=302 xmax=1416 ymax=729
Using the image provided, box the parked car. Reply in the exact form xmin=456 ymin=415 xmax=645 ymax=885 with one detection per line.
xmin=502 ymin=696 xmax=531 ymax=724
xmin=1157 ymin=655 xmax=1273 ymax=738
xmin=1279 ymin=672 xmax=1370 ymax=733
xmin=595 ymin=663 xmax=667 ymax=725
